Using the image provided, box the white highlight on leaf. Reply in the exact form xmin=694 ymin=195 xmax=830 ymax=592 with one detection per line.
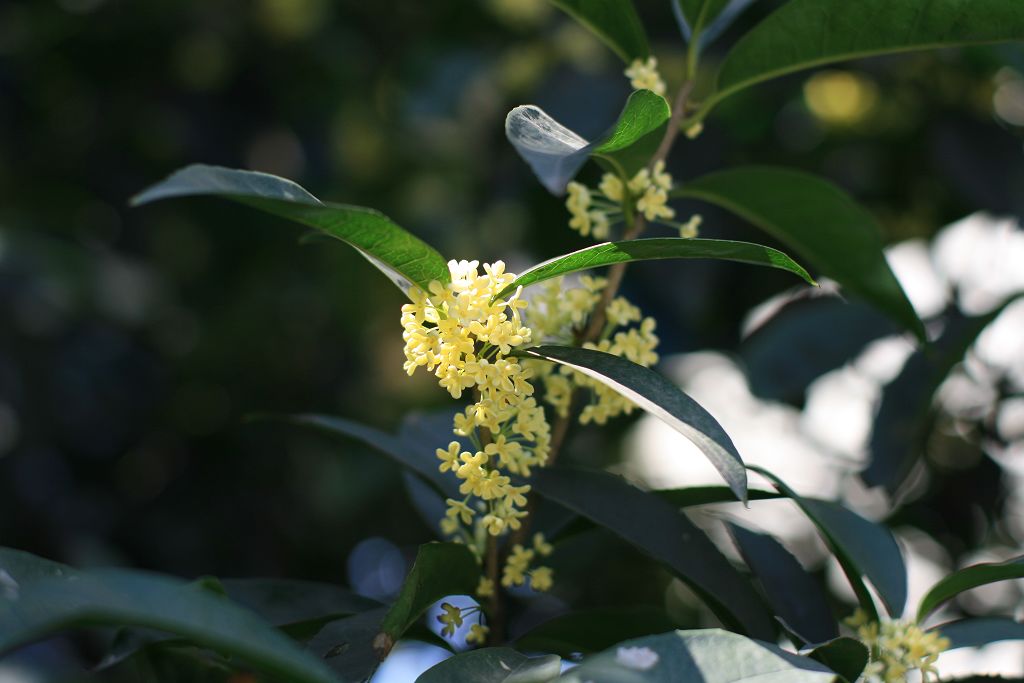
xmin=0 ymin=569 xmax=19 ymax=600
xmin=615 ymin=645 xmax=659 ymax=670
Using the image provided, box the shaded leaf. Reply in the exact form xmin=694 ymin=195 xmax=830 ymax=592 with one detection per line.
xmin=517 ymin=346 xmax=747 ymax=502
xmin=0 ymin=547 xmax=72 ymax=585
xmin=917 ymin=556 xmax=1024 ymax=622
xmin=728 ymin=524 xmax=838 ymax=644
xmin=549 ymin=0 xmax=648 ymax=63
xmin=495 ymin=238 xmax=814 ymax=301
xmin=711 ymin=0 xmax=1024 ymax=108
xmin=864 ymin=299 xmax=1020 ymax=493
xmin=222 ymin=578 xmax=381 ymax=627
xmin=530 ymin=466 xmax=774 ymax=638
xmin=655 ymin=486 xmax=780 ymax=508
xmin=676 ymin=166 xmax=924 ymax=341
xmin=0 ymin=563 xmax=337 ymax=683
xmin=515 ymin=607 xmax=678 ymax=657
xmin=379 ymin=543 xmax=479 ymax=644
xmin=306 ymin=606 xmax=391 ymax=683
xmin=559 ymin=629 xmax=837 ymax=682
xmin=131 ymin=164 xmax=450 ymax=296
xmin=750 ymin=466 xmax=906 ymax=620
xmin=417 ymin=648 xmax=561 ymax=683
xmin=803 ymin=637 xmax=869 ymax=683
xmin=675 ymin=0 xmax=731 ymax=34
xmin=932 ymin=617 xmax=1024 ymax=650
xmin=506 ymin=90 xmax=669 ymax=195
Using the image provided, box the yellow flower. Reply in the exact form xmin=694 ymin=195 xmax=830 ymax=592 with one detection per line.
xmin=624 ymin=57 xmax=666 ymax=96
xmin=599 ymin=173 xmax=625 ymax=202
xmin=476 ymin=577 xmax=495 ymax=598
xmin=466 ymin=623 xmax=490 ymax=645
xmin=533 ymin=533 xmax=553 ymax=556
xmin=679 ymin=214 xmax=702 ymax=239
xmin=437 ymin=602 xmax=463 ymax=637
xmin=530 ymin=566 xmax=554 ymax=591
xmin=436 ymin=441 xmax=463 ymax=473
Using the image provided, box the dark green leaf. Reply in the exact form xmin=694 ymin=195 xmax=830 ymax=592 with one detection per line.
xmin=517 ymin=346 xmax=747 ymax=502
xmin=917 ymin=556 xmax=1024 ymax=622
xmin=865 ymin=298 xmax=1020 ymax=493
xmin=933 ymin=617 xmax=1024 ymax=650
xmin=560 ymin=629 xmax=838 ymax=682
xmin=728 ymin=524 xmax=838 ymax=645
xmin=131 ymin=164 xmax=450 ymax=296
xmin=804 ymin=637 xmax=869 ymax=683
xmin=222 ymin=578 xmax=381 ymax=627
xmin=548 ymin=0 xmax=649 ymax=63
xmin=417 ymin=648 xmax=561 ymax=683
xmin=306 ymin=606 xmax=391 ymax=682
xmin=676 ymin=166 xmax=924 ymax=341
xmin=515 ymin=607 xmax=679 ymax=657
xmin=379 ymin=543 xmax=479 ymax=644
xmin=0 ymin=564 xmax=337 ymax=683
xmin=530 ymin=466 xmax=774 ymax=638
xmin=750 ymin=466 xmax=906 ymax=620
xmin=506 ymin=90 xmax=669 ymax=194
xmin=495 ymin=238 xmax=814 ymax=301
xmin=655 ymin=486 xmax=780 ymax=507
xmin=711 ymin=0 xmax=1024 ymax=108
xmin=0 ymin=547 xmax=72 ymax=584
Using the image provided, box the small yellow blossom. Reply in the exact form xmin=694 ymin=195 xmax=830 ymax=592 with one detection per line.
xmin=437 ymin=602 xmax=463 ymax=637
xmin=679 ymin=214 xmax=702 ymax=239
xmin=598 ymin=173 xmax=625 ymax=202
xmin=625 ymin=56 xmax=666 ymax=96
xmin=476 ymin=577 xmax=495 ymax=598
xmin=533 ymin=533 xmax=553 ymax=556
xmin=530 ymin=566 xmax=554 ymax=591
xmin=845 ymin=609 xmax=950 ymax=683
xmin=466 ymin=623 xmax=490 ymax=644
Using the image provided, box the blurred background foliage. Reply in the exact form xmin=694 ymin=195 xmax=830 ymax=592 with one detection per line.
xmin=1 ymin=0 xmax=1023 ymax=670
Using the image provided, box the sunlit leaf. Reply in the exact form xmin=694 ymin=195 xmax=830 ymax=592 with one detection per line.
xmin=417 ymin=648 xmax=561 ymax=683
xmin=549 ymin=0 xmax=649 ymax=63
xmin=917 ymin=556 xmax=1024 ymax=622
xmin=132 ymin=164 xmax=450 ymax=296
xmin=933 ymin=617 xmax=1024 ymax=650
xmin=494 ymin=237 xmax=814 ymax=301
xmin=676 ymin=166 xmax=924 ymax=341
xmin=530 ymin=466 xmax=774 ymax=638
xmin=517 ymin=346 xmax=747 ymax=501
xmin=506 ymin=90 xmax=669 ymax=194
xmin=708 ymin=0 xmax=1024 ymax=110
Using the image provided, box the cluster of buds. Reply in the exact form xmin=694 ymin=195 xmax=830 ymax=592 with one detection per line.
xmin=846 ymin=609 xmax=951 ymax=682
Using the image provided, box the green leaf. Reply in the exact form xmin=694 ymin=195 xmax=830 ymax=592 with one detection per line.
xmin=0 ymin=547 xmax=71 ymax=584
xmin=548 ymin=0 xmax=649 ymax=63
xmin=804 ymin=637 xmax=869 ymax=683
xmin=495 ymin=238 xmax=814 ymax=301
xmin=655 ymin=486 xmax=780 ymax=508
xmin=933 ymin=617 xmax=1024 ymax=650
xmin=379 ymin=543 xmax=479 ymax=645
xmin=560 ymin=629 xmax=838 ymax=682
xmin=917 ymin=556 xmax=1024 ymax=622
xmin=711 ymin=0 xmax=1024 ymax=109
xmin=865 ymin=297 xmax=1021 ymax=493
xmin=417 ymin=648 xmax=561 ymax=683
xmin=306 ymin=606 xmax=391 ymax=682
xmin=676 ymin=167 xmax=924 ymax=341
xmin=750 ymin=467 xmax=906 ymax=620
xmin=530 ymin=466 xmax=774 ymax=638
xmin=222 ymin=578 xmax=381 ymax=627
xmin=131 ymin=164 xmax=450 ymax=296
xmin=516 ymin=607 xmax=679 ymax=657
xmin=0 ymin=563 xmax=337 ymax=683
xmin=728 ymin=524 xmax=838 ymax=645
xmin=506 ymin=90 xmax=669 ymax=194
xmin=516 ymin=345 xmax=748 ymax=502
xmin=675 ymin=0 xmax=731 ymax=35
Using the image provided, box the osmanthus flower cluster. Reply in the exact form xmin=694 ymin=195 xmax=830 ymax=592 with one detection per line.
xmin=525 ymin=275 xmax=659 ymax=425
xmin=565 ymin=162 xmax=681 ymax=241
xmin=401 ymin=259 xmax=555 ymax=591
xmin=846 ymin=609 xmax=951 ymax=683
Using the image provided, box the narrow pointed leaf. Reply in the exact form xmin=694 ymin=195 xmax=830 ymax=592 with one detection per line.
xmin=750 ymin=466 xmax=906 ymax=619
xmin=379 ymin=543 xmax=479 ymax=644
xmin=517 ymin=345 xmax=747 ymax=501
xmin=495 ymin=237 xmax=814 ymax=301
xmin=530 ymin=466 xmax=774 ymax=638
xmin=676 ymin=167 xmax=924 ymax=341
xmin=917 ymin=556 xmax=1024 ymax=622
xmin=561 ymin=629 xmax=837 ymax=682
xmin=711 ymin=0 xmax=1024 ymax=108
xmin=131 ymin=164 xmax=450 ymax=296
xmin=728 ymin=524 xmax=838 ymax=644
xmin=675 ymin=0 xmax=732 ymax=34
xmin=549 ymin=0 xmax=649 ymax=63
xmin=932 ymin=617 xmax=1024 ymax=650
xmin=0 ymin=563 xmax=337 ymax=683
xmin=506 ymin=90 xmax=669 ymax=195
xmin=656 ymin=486 xmax=780 ymax=508
xmin=803 ymin=637 xmax=869 ymax=683
xmin=417 ymin=648 xmax=561 ymax=683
